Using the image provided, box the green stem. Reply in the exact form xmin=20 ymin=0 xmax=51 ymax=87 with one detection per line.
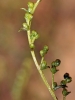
xmin=26 ymin=0 xmax=57 ymax=100
xmin=63 ymin=96 xmax=66 ymax=100
xmin=27 ymin=30 xmax=57 ymax=100
xmin=32 ymin=0 xmax=41 ymax=14
xmin=52 ymin=74 xmax=54 ymax=89
xmin=41 ymin=57 xmax=44 ymax=63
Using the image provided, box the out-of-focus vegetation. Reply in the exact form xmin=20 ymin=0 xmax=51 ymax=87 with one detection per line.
xmin=0 ymin=0 xmax=75 ymax=100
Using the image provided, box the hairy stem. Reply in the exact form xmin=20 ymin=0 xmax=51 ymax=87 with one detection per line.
xmin=32 ymin=0 xmax=41 ymax=14
xmin=63 ymin=96 xmax=66 ymax=100
xmin=52 ymin=74 xmax=54 ymax=89
xmin=27 ymin=30 xmax=57 ymax=100
xmin=26 ymin=0 xmax=57 ymax=100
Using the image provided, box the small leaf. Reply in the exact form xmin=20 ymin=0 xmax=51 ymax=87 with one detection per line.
xmin=21 ymin=8 xmax=27 ymax=12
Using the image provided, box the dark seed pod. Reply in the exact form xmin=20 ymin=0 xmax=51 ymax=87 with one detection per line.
xmin=66 ymin=77 xmax=72 ymax=83
xmin=51 ymin=59 xmax=61 ymax=67
xmin=62 ymin=88 xmax=71 ymax=96
xmin=64 ymin=73 xmax=69 ymax=79
xmin=60 ymin=80 xmax=67 ymax=85
xmin=54 ymin=59 xmax=61 ymax=67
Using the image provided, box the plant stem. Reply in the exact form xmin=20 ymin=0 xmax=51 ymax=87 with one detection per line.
xmin=32 ymin=0 xmax=41 ymax=14
xmin=27 ymin=30 xmax=57 ymax=100
xmin=63 ymin=96 xmax=66 ymax=100
xmin=52 ymin=74 xmax=54 ymax=89
xmin=26 ymin=0 xmax=57 ymax=100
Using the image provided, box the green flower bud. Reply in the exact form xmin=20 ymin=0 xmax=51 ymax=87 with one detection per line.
xmin=40 ymin=50 xmax=45 ymax=57
xmin=50 ymin=67 xmax=59 ymax=74
xmin=40 ymin=45 xmax=49 ymax=57
xmin=28 ymin=2 xmax=34 ymax=8
xmin=62 ymin=88 xmax=71 ymax=96
xmin=53 ymin=82 xmax=57 ymax=88
xmin=31 ymin=31 xmax=39 ymax=39
xmin=40 ymin=61 xmax=47 ymax=70
xmin=25 ymin=13 xmax=33 ymax=22
xmin=28 ymin=8 xmax=33 ymax=13
xmin=51 ymin=61 xmax=55 ymax=67
xmin=60 ymin=80 xmax=67 ymax=85
xmin=44 ymin=45 xmax=49 ymax=52
xmin=30 ymin=31 xmax=39 ymax=43
xmin=30 ymin=43 xmax=35 ymax=49
xmin=27 ymin=2 xmax=34 ymax=14
xmin=22 ymin=23 xmax=29 ymax=30
xmin=43 ymin=45 xmax=49 ymax=54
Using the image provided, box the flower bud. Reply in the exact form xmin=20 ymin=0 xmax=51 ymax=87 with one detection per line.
xmin=50 ymin=67 xmax=59 ymax=74
xmin=31 ymin=31 xmax=39 ymax=39
xmin=30 ymin=43 xmax=35 ymax=49
xmin=28 ymin=2 xmax=34 ymax=8
xmin=53 ymin=82 xmax=57 ymax=89
xmin=22 ymin=23 xmax=29 ymax=30
xmin=28 ymin=8 xmax=33 ymax=13
xmin=40 ymin=61 xmax=47 ymax=70
xmin=40 ymin=50 xmax=45 ymax=57
xmin=43 ymin=45 xmax=49 ymax=52
xmin=25 ymin=13 xmax=33 ymax=22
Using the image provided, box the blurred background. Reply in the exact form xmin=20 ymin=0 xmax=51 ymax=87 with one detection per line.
xmin=0 ymin=0 xmax=75 ymax=100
